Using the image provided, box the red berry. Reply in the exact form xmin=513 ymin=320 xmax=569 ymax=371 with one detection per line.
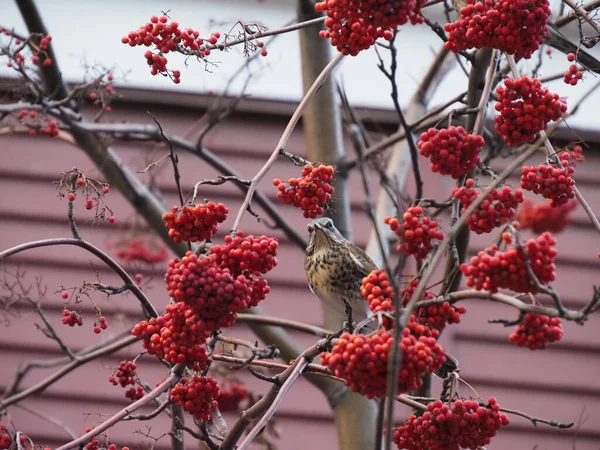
xmin=217 ymin=381 xmax=249 ymax=412
xmin=61 ymin=291 xmax=69 ymax=299
xmin=509 ymin=313 xmax=563 ymax=350
xmin=93 ymin=326 xmax=101 ymax=334
xmin=108 ymin=216 xmax=116 ymax=224
xmin=67 ymin=193 xmax=76 ymax=201
xmin=170 ymin=375 xmax=220 ymax=421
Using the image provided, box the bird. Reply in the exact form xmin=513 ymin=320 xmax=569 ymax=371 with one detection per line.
xmin=304 ymin=217 xmax=377 ymax=332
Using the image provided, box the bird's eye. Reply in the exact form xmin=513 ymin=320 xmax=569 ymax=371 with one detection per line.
xmin=308 ymin=225 xmax=314 ymax=233
xmin=325 ymin=221 xmax=333 ymax=229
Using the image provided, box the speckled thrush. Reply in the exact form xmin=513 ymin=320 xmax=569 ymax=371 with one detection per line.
xmin=304 ymin=217 xmax=377 ymax=331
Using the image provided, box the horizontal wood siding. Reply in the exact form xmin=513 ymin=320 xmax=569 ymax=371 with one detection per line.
xmin=1 ymin=103 xmax=599 ymax=449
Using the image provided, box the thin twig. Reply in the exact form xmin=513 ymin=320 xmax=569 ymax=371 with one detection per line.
xmin=229 ymin=52 xmax=345 ymax=235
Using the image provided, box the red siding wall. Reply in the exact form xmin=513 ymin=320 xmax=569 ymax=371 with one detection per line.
xmin=1 ymin=102 xmax=599 ymax=450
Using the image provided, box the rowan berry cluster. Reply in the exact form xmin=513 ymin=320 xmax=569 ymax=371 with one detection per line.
xmin=109 ymin=360 xmax=137 ymax=388
xmin=165 ymin=252 xmax=255 ymax=330
xmin=162 ymin=202 xmax=229 ymax=243
xmin=93 ymin=316 xmax=108 ymax=334
xmin=516 ymin=198 xmax=577 ymax=233
xmin=62 ymin=309 xmax=83 ymax=327
xmin=564 ymin=53 xmax=583 ymax=85
xmin=495 ymin=76 xmax=567 ymax=147
xmin=520 ymin=147 xmax=583 ymax=207
xmin=125 ymin=386 xmax=145 ymax=401
xmin=509 ymin=313 xmax=563 ymax=350
xmin=217 ymin=381 xmax=250 ymax=412
xmin=112 ymin=237 xmax=169 ymax=264
xmin=321 ymin=324 xmax=445 ymax=398
xmin=170 ymin=375 xmax=220 ymax=421
xmin=452 ymin=179 xmax=524 ymax=234
xmin=417 ymin=126 xmax=484 ymax=179
xmin=315 ymin=0 xmax=425 ymax=55
xmin=0 ymin=29 xmax=53 ymax=68
xmin=361 ymin=269 xmax=395 ymax=328
xmin=210 ymin=231 xmax=279 ymax=276
xmin=394 ymin=397 xmax=510 ymax=450
xmin=460 ymin=232 xmax=557 ymax=293
xmin=402 ymin=278 xmax=466 ymax=330
xmin=273 ymin=164 xmax=335 ymax=218
xmin=16 ymin=108 xmax=60 ymax=137
xmin=131 ymin=302 xmax=212 ymax=370
xmin=444 ymin=0 xmax=551 ymax=60
xmin=122 ymin=15 xmax=221 ymax=82
xmin=385 ymin=206 xmax=444 ymax=261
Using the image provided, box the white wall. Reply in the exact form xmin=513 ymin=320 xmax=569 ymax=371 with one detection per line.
xmin=2 ymin=0 xmax=600 ymax=134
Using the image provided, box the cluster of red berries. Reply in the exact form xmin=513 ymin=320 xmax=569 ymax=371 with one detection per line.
xmin=402 ymin=278 xmax=466 ymax=330
xmin=62 ymin=309 xmax=83 ymax=327
xmin=495 ymin=76 xmax=567 ymax=147
xmin=509 ymin=313 xmax=563 ymax=350
xmin=0 ymin=425 xmax=13 ymax=450
xmin=460 ymin=232 xmax=557 ymax=293
xmin=109 ymin=360 xmax=137 ymax=388
xmin=217 ymin=381 xmax=250 ymax=412
xmin=84 ymin=429 xmax=101 ymax=450
xmin=564 ymin=53 xmax=583 ymax=85
xmin=93 ymin=316 xmax=108 ymax=334
xmin=17 ymin=108 xmax=60 ymax=137
xmin=452 ymin=179 xmax=524 ymax=234
xmin=315 ymin=0 xmax=425 ymax=55
xmin=321 ymin=323 xmax=445 ymax=398
xmin=112 ymin=237 xmax=169 ymax=264
xmin=122 ymin=15 xmax=220 ymax=82
xmin=517 ymin=198 xmax=577 ymax=234
xmin=444 ymin=0 xmax=550 ymax=60
xmin=361 ymin=269 xmax=395 ymax=328
xmin=273 ymin=164 xmax=335 ymax=218
xmin=0 ymin=29 xmax=53 ymax=68
xmin=162 ymin=202 xmax=229 ymax=243
xmin=165 ymin=251 xmax=256 ymax=331
xmin=520 ymin=147 xmax=583 ymax=207
xmin=394 ymin=397 xmax=510 ymax=450
xmin=211 ymin=232 xmax=279 ymax=276
xmin=132 ymin=302 xmax=212 ymax=369
xmin=417 ymin=126 xmax=483 ymax=179
xmin=170 ymin=375 xmax=220 ymax=421
xmin=385 ymin=206 xmax=444 ymax=261
xmin=125 ymin=386 xmax=145 ymax=401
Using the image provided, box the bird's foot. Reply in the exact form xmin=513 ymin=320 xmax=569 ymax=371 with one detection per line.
xmin=342 ymin=320 xmax=355 ymax=334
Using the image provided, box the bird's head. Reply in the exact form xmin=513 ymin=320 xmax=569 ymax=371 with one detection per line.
xmin=306 ymin=217 xmax=347 ymax=255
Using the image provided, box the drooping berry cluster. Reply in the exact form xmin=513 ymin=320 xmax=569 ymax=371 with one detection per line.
xmin=210 ymin=232 xmax=279 ymax=276
xmin=509 ymin=313 xmax=563 ymax=350
xmin=315 ymin=0 xmax=425 ymax=56
xmin=125 ymin=386 xmax=145 ymax=401
xmin=16 ymin=108 xmax=60 ymax=137
xmin=460 ymin=232 xmax=557 ymax=293
xmin=417 ymin=126 xmax=483 ymax=179
xmin=321 ymin=324 xmax=445 ymax=398
xmin=385 ymin=207 xmax=444 ymax=261
xmin=109 ymin=360 xmax=137 ymax=388
xmin=452 ymin=179 xmax=524 ymax=234
xmin=165 ymin=252 xmax=255 ymax=330
xmin=564 ymin=53 xmax=583 ymax=85
xmin=444 ymin=0 xmax=551 ymax=60
xmin=132 ymin=302 xmax=212 ymax=369
xmin=112 ymin=237 xmax=169 ymax=264
xmin=361 ymin=269 xmax=395 ymax=328
xmin=122 ymin=15 xmax=220 ymax=82
xmin=273 ymin=164 xmax=334 ymax=218
xmin=495 ymin=76 xmax=567 ymax=147
xmin=62 ymin=309 xmax=83 ymax=327
xmin=93 ymin=316 xmax=108 ymax=334
xmin=162 ymin=202 xmax=229 ymax=243
xmin=520 ymin=146 xmax=583 ymax=207
xmin=170 ymin=375 xmax=220 ymax=421
xmin=217 ymin=381 xmax=250 ymax=412
xmin=516 ymin=198 xmax=577 ymax=234
xmin=394 ymin=397 xmax=510 ymax=450
xmin=402 ymin=278 xmax=466 ymax=330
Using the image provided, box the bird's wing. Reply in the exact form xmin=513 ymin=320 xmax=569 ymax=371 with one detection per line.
xmin=348 ymin=244 xmax=378 ymax=278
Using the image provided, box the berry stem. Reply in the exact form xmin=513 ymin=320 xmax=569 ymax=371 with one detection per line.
xmin=472 ymin=49 xmax=500 ymax=135
xmin=229 ymin=52 xmax=345 ymax=235
xmin=53 ymin=365 xmax=183 ymax=450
